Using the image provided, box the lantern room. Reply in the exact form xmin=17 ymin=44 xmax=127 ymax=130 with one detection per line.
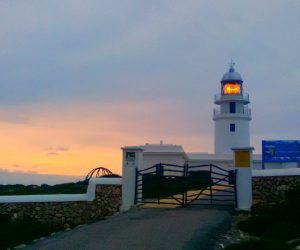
xmin=221 ymin=63 xmax=243 ymax=96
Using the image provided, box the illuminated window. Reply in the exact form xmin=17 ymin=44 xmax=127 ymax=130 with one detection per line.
xmin=230 ymin=124 xmax=235 ymax=132
xmin=223 ymin=83 xmax=241 ymax=95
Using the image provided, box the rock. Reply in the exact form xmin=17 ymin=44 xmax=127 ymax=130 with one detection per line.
xmin=277 ymin=185 xmax=289 ymax=191
xmin=287 ymin=238 xmax=300 ymax=247
xmin=14 ymin=244 xmax=27 ymax=249
xmin=12 ymin=213 xmax=19 ymax=220
xmin=225 ymin=236 xmax=231 ymax=241
xmin=239 ymin=230 xmax=246 ymax=239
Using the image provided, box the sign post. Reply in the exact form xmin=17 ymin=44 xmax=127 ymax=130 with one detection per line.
xmin=262 ymin=140 xmax=300 ymax=169
xmin=232 ymin=147 xmax=254 ymax=211
xmin=121 ymin=146 xmax=143 ymax=211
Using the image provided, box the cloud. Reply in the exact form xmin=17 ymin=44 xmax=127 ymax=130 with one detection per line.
xmin=0 ymin=0 xmax=298 ymax=177
xmin=10 ymin=164 xmax=21 ymax=168
xmin=0 ymin=109 xmax=29 ymax=124
xmin=48 ymin=147 xmax=69 ymax=151
xmin=0 ymin=168 xmax=37 ymax=175
xmin=0 ymin=99 xmax=212 ymax=176
xmin=47 ymin=152 xmax=57 ymax=156
xmin=47 ymin=146 xmax=70 ymax=155
xmin=0 ymin=168 xmax=84 ymax=185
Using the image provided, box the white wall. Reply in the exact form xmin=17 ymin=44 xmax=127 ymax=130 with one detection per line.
xmin=143 ymin=153 xmax=186 ymax=169
xmin=143 ymin=152 xmax=263 ymax=170
xmin=253 ymin=168 xmax=300 ymax=177
xmin=188 ymin=159 xmax=233 ymax=170
xmin=264 ymin=162 xmax=299 ymax=169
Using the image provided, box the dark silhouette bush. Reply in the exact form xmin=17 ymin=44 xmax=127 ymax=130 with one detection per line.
xmin=225 ymin=239 xmax=291 ymax=250
xmin=0 ymin=216 xmax=59 ymax=250
xmin=0 ymin=214 xmax=10 ymax=226
xmin=286 ymin=184 xmax=300 ymax=221
xmin=226 ymin=184 xmax=300 ymax=250
xmin=0 ymin=180 xmax=89 ymax=195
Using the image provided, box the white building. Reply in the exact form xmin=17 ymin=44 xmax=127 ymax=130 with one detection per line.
xmin=138 ymin=142 xmax=262 ymax=170
xmin=124 ymin=64 xmax=297 ymax=170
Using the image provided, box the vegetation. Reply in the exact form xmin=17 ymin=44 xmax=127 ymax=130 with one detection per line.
xmin=225 ymin=185 xmax=300 ymax=250
xmin=0 ymin=180 xmax=89 ymax=195
xmin=225 ymin=239 xmax=291 ymax=250
xmin=0 ymin=214 xmax=59 ymax=249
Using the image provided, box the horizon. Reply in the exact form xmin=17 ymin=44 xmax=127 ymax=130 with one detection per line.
xmin=0 ymin=168 xmax=85 ymax=185
xmin=0 ymin=1 xmax=299 ymax=182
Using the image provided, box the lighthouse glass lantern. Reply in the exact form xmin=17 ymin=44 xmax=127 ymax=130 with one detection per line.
xmin=221 ymin=64 xmax=243 ymax=95
xmin=223 ymin=82 xmax=241 ymax=95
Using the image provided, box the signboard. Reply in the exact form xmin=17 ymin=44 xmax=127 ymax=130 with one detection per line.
xmin=235 ymin=150 xmax=250 ymax=167
xmin=262 ymin=140 xmax=300 ymax=163
xmin=125 ymin=152 xmax=136 ymax=162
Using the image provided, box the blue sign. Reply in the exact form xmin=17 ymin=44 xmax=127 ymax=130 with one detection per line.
xmin=262 ymin=140 xmax=300 ymax=163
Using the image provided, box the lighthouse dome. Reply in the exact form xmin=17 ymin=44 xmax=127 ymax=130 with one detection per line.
xmin=221 ymin=65 xmax=243 ymax=83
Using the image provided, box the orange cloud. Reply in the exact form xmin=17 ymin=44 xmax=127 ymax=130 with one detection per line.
xmin=0 ymin=100 xmax=212 ymax=176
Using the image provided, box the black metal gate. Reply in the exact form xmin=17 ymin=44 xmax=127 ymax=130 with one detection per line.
xmin=135 ymin=163 xmax=237 ymax=207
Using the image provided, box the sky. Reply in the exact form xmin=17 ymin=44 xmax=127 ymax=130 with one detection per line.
xmin=0 ymin=1 xmax=299 ymax=183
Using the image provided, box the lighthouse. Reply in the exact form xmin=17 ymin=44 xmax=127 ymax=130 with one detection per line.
xmin=213 ymin=63 xmax=251 ymax=154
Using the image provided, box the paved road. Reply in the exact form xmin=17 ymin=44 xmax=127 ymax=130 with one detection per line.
xmin=25 ymin=207 xmax=233 ymax=250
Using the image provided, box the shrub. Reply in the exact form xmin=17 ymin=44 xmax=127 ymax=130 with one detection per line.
xmin=0 ymin=180 xmax=89 ymax=195
xmin=238 ymin=184 xmax=300 ymax=237
xmin=285 ymin=184 xmax=300 ymax=221
xmin=262 ymin=221 xmax=300 ymax=241
xmin=0 ymin=214 xmax=10 ymax=226
xmin=232 ymin=184 xmax=300 ymax=250
xmin=0 ymin=216 xmax=59 ymax=249
xmin=225 ymin=239 xmax=291 ymax=250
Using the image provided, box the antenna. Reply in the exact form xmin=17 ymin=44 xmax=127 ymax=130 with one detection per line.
xmin=229 ymin=59 xmax=235 ymax=72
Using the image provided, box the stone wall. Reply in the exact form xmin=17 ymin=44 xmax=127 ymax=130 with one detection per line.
xmin=0 ymin=185 xmax=121 ymax=229
xmin=252 ymin=175 xmax=300 ymax=210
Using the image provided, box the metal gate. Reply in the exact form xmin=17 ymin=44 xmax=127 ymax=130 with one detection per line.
xmin=135 ymin=163 xmax=237 ymax=207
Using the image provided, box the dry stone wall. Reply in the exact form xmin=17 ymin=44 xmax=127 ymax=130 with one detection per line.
xmin=0 ymin=185 xmax=121 ymax=229
xmin=252 ymin=175 xmax=300 ymax=210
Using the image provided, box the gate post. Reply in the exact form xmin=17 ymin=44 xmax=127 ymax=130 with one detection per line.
xmin=232 ymin=147 xmax=254 ymax=211
xmin=121 ymin=146 xmax=144 ymax=211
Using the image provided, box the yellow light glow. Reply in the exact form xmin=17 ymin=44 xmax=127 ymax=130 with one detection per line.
xmin=223 ymin=83 xmax=241 ymax=94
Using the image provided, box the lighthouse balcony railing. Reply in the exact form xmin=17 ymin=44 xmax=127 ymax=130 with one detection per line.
xmin=213 ymin=107 xmax=251 ymax=116
xmin=214 ymin=93 xmax=249 ymax=103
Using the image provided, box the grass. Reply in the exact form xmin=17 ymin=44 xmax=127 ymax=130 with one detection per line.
xmin=0 ymin=214 xmax=59 ymax=250
xmin=225 ymin=184 xmax=300 ymax=250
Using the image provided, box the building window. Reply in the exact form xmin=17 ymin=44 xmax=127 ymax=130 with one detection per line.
xmin=230 ymin=124 xmax=235 ymax=132
xmin=230 ymin=102 xmax=236 ymax=113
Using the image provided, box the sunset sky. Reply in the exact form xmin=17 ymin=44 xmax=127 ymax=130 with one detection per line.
xmin=0 ymin=1 xmax=299 ymax=180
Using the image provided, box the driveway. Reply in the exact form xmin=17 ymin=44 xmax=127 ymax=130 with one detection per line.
xmin=25 ymin=207 xmax=233 ymax=250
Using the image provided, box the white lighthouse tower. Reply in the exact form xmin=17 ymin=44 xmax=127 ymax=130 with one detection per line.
xmin=213 ymin=63 xmax=251 ymax=154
